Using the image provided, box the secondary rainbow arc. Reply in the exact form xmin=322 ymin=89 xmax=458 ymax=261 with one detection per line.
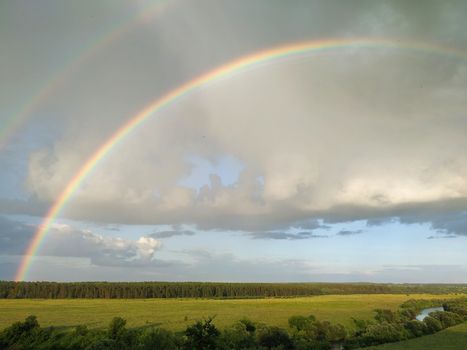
xmin=0 ymin=0 xmax=170 ymax=151
xmin=15 ymin=37 xmax=467 ymax=281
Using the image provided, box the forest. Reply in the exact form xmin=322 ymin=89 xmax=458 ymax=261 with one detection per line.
xmin=1 ymin=281 xmax=467 ymax=299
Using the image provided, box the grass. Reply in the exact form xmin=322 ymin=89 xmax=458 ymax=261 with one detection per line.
xmin=0 ymin=294 xmax=462 ymax=331
xmin=363 ymin=322 xmax=467 ymax=350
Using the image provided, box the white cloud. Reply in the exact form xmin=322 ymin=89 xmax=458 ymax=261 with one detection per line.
xmin=0 ymin=216 xmax=162 ymax=267
xmin=2 ymin=0 xmax=467 ymax=234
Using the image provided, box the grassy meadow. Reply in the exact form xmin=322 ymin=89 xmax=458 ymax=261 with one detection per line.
xmin=0 ymin=293 xmax=462 ymax=331
xmin=364 ymin=321 xmax=467 ymax=350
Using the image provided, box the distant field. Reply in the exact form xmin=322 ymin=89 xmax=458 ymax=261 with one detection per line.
xmin=0 ymin=294 xmax=462 ymax=331
xmin=364 ymin=322 xmax=467 ymax=350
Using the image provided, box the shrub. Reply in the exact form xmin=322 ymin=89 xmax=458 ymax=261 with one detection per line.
xmin=404 ymin=320 xmax=427 ymax=337
xmin=219 ymin=321 xmax=257 ymax=350
xmin=429 ymin=311 xmax=463 ymax=328
xmin=374 ymin=309 xmax=397 ymax=323
xmin=257 ymin=326 xmax=293 ymax=350
xmin=138 ymin=327 xmax=179 ymax=350
xmin=363 ymin=322 xmax=407 ymax=344
xmin=423 ymin=316 xmax=442 ymax=334
xmin=85 ymin=338 xmax=117 ymax=350
xmin=288 ymin=315 xmax=315 ymax=332
xmin=106 ymin=317 xmax=138 ymax=350
xmin=185 ymin=317 xmax=220 ymax=350
xmin=0 ymin=315 xmax=40 ymax=347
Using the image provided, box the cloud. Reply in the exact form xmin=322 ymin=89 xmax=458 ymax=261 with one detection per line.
xmin=0 ymin=216 xmax=34 ymax=255
xmin=2 ymin=1 xmax=467 ymax=235
xmin=428 ymin=211 xmax=467 ymax=236
xmin=0 ymin=216 xmax=162 ymax=267
xmin=249 ymin=231 xmax=327 ymax=240
xmin=337 ymin=229 xmax=364 ymax=236
xmin=151 ymin=227 xmax=197 ymax=239
xmin=427 ymin=234 xmax=457 ymax=240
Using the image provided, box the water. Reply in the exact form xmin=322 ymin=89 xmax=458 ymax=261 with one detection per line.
xmin=415 ymin=306 xmax=444 ymax=321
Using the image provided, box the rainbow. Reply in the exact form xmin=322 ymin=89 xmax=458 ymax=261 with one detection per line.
xmin=15 ymin=37 xmax=467 ymax=281
xmin=0 ymin=0 xmax=170 ymax=151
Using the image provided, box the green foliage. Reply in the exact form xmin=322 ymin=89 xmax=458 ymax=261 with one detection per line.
xmin=444 ymin=299 xmax=467 ymax=320
xmin=85 ymin=338 xmax=117 ymax=350
xmin=423 ymin=316 xmax=443 ymax=334
xmin=0 ymin=297 xmax=465 ymax=350
xmin=429 ymin=311 xmax=463 ymax=328
xmin=108 ymin=317 xmax=127 ymax=339
xmin=361 ymin=321 xmax=467 ymax=350
xmin=351 ymin=318 xmax=374 ymax=336
xmin=363 ymin=322 xmax=408 ymax=344
xmin=398 ymin=308 xmax=417 ymax=322
xmin=257 ymin=326 xmax=293 ymax=350
xmin=374 ymin=309 xmax=398 ymax=323
xmin=1 ymin=281 xmax=466 ymax=299
xmin=288 ymin=315 xmax=315 ymax=332
xmin=138 ymin=327 xmax=179 ymax=350
xmin=219 ymin=320 xmax=257 ymax=349
xmin=239 ymin=318 xmax=257 ymax=334
xmin=0 ymin=314 xmax=40 ymax=348
xmin=404 ymin=320 xmax=427 ymax=338
xmin=184 ymin=317 xmax=220 ymax=350
xmin=1 ymin=294 xmax=461 ymax=331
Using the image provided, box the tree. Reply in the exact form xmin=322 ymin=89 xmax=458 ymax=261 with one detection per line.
xmin=0 ymin=315 xmax=40 ymax=347
xmin=374 ymin=309 xmax=397 ymax=323
xmin=404 ymin=320 xmax=427 ymax=337
xmin=423 ymin=316 xmax=442 ymax=334
xmin=108 ymin=317 xmax=127 ymax=340
xmin=288 ymin=315 xmax=316 ymax=332
xmin=363 ymin=322 xmax=407 ymax=344
xmin=257 ymin=326 xmax=293 ymax=350
xmin=138 ymin=328 xmax=179 ymax=350
xmin=185 ymin=317 xmax=220 ymax=350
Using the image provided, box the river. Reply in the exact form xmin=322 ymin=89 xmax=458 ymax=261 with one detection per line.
xmin=415 ymin=306 xmax=444 ymax=321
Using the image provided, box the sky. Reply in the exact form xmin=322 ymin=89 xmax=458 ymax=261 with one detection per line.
xmin=1 ymin=0 xmax=467 ymax=283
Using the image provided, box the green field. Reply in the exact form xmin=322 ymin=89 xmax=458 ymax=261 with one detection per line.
xmin=0 ymin=294 xmax=462 ymax=331
xmin=364 ymin=321 xmax=467 ymax=350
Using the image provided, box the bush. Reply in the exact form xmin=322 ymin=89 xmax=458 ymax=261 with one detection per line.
xmin=106 ymin=317 xmax=138 ymax=350
xmin=257 ymin=326 xmax=293 ymax=350
xmin=351 ymin=318 xmax=373 ymax=337
xmin=288 ymin=315 xmax=316 ymax=332
xmin=219 ymin=321 xmax=256 ymax=349
xmin=0 ymin=315 xmax=40 ymax=347
xmin=423 ymin=316 xmax=443 ymax=334
xmin=185 ymin=317 xmax=220 ymax=350
xmin=363 ymin=322 xmax=407 ymax=344
xmin=444 ymin=301 xmax=467 ymax=319
xmin=85 ymin=338 xmax=117 ymax=350
xmin=138 ymin=327 xmax=179 ymax=350
xmin=404 ymin=320 xmax=427 ymax=337
xmin=429 ymin=311 xmax=463 ymax=328
xmin=374 ymin=309 xmax=397 ymax=323
xmin=398 ymin=308 xmax=417 ymax=321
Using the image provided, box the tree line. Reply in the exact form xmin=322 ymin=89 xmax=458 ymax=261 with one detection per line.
xmin=0 ymin=298 xmax=465 ymax=349
xmin=1 ymin=281 xmax=466 ymax=299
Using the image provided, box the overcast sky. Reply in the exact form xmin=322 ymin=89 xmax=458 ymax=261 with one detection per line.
xmin=1 ymin=0 xmax=467 ymax=282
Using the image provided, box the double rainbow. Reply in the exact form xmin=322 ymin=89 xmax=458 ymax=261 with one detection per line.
xmin=15 ymin=37 xmax=467 ymax=281
xmin=0 ymin=0 xmax=170 ymax=151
